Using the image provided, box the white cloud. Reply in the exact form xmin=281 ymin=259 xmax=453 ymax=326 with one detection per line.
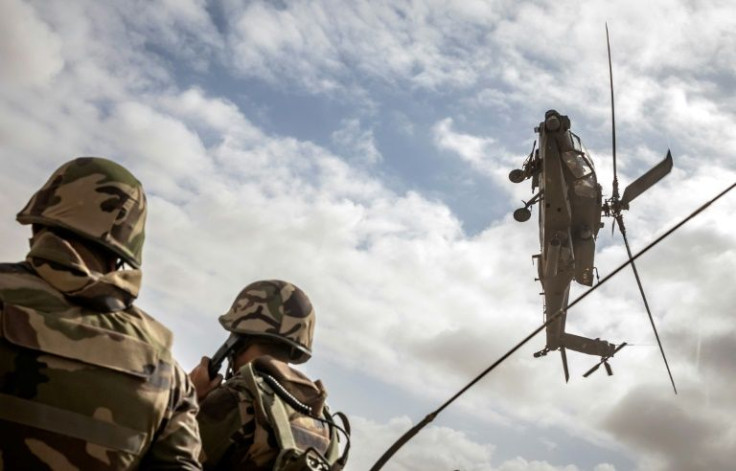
xmin=0 ymin=0 xmax=64 ymax=86
xmin=431 ymin=117 xmax=532 ymax=210
xmin=331 ymin=118 xmax=383 ymax=165
xmin=496 ymin=458 xmax=578 ymax=471
xmin=223 ymin=0 xmax=503 ymax=94
xmin=350 ymin=416 xmax=610 ymax=471
xmin=433 ymin=118 xmax=496 ymax=169
xmin=350 ymin=416 xmax=495 ymax=470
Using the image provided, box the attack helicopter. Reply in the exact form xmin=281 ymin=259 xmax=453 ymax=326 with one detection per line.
xmin=508 ymin=28 xmax=675 ymax=387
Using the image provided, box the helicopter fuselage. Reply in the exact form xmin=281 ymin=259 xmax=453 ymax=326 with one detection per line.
xmin=512 ymin=110 xmax=616 ymax=361
xmin=507 ymin=27 xmax=675 ymax=386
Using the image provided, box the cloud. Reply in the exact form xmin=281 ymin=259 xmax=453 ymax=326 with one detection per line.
xmin=603 ymin=385 xmax=735 ymax=471
xmin=0 ymin=0 xmax=64 ymax=86
xmin=118 ymin=0 xmax=223 ymax=71
xmin=433 ymin=118 xmax=498 ymax=174
xmin=222 ymin=0 xmax=502 ymax=95
xmin=331 ymin=118 xmax=383 ymax=165
xmin=350 ymin=415 xmax=614 ymax=471
xmin=350 ymin=416 xmax=495 ymax=470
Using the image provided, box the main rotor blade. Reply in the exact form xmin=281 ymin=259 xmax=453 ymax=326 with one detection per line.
xmin=615 ymin=216 xmax=678 ymax=394
xmin=606 ymin=23 xmax=619 ymax=200
xmin=621 ymin=150 xmax=674 ymax=206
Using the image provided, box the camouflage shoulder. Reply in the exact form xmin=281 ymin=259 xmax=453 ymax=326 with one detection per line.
xmin=124 ymin=304 xmax=175 ymax=356
xmin=197 ymin=382 xmax=249 ymax=467
xmin=199 ymin=373 xmax=260 ymax=434
xmin=139 ymin=363 xmax=202 ymax=470
xmin=0 ymin=261 xmax=68 ymax=311
xmin=0 ymin=262 xmax=174 ymax=358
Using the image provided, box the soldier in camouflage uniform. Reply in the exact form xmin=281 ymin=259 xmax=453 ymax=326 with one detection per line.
xmin=190 ymin=280 xmax=348 ymax=470
xmin=0 ymin=157 xmax=202 ymax=470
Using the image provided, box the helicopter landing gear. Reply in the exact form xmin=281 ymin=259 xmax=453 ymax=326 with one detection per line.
xmin=513 ymin=191 xmax=542 ymax=222
xmin=514 ymin=208 xmax=531 ymax=222
xmin=508 ymin=169 xmax=526 ymax=183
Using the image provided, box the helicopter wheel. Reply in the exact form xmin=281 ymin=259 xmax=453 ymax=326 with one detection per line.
xmin=513 ymin=207 xmax=531 ymax=222
xmin=508 ymin=169 xmax=525 ymax=183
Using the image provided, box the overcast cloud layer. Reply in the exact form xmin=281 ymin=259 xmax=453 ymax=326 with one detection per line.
xmin=1 ymin=1 xmax=735 ymax=470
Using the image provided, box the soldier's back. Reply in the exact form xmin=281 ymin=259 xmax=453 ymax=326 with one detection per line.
xmin=0 ymin=262 xmax=199 ymax=470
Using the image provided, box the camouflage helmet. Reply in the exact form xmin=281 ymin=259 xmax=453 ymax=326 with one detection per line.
xmin=219 ymin=280 xmax=315 ymax=364
xmin=17 ymin=157 xmax=147 ymax=268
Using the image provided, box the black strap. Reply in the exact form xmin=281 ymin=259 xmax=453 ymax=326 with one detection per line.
xmin=328 ymin=411 xmax=351 ymax=469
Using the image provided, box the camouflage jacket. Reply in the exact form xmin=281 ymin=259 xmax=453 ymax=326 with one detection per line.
xmin=197 ymin=356 xmax=335 ymax=470
xmin=0 ymin=255 xmax=202 ymax=469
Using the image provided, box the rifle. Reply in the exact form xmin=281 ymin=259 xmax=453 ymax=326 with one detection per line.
xmin=208 ymin=333 xmax=245 ymax=380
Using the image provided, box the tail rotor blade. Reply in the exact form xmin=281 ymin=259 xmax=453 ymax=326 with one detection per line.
xmin=621 ymin=150 xmax=674 ymax=206
xmin=615 ymin=216 xmax=678 ymax=394
xmin=561 ymin=347 xmax=570 ymax=383
xmin=583 ymin=362 xmax=601 ymax=378
xmin=604 ymin=361 xmax=613 ymax=376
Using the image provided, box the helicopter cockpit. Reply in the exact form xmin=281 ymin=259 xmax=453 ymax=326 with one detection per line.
xmin=563 ymin=133 xmax=598 ymax=199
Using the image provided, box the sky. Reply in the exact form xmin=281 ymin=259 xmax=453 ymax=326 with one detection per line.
xmin=1 ymin=0 xmax=735 ymax=470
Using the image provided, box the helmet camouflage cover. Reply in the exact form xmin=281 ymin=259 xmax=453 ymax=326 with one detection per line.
xmin=17 ymin=157 xmax=147 ymax=268
xmin=219 ymin=280 xmax=315 ymax=364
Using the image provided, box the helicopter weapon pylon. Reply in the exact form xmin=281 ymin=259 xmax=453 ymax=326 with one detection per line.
xmin=602 ymin=24 xmax=677 ymax=394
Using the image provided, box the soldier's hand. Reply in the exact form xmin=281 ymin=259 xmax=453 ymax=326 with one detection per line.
xmin=189 ymin=356 xmax=222 ymax=402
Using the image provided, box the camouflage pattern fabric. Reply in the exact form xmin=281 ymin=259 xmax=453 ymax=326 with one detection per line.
xmin=0 ymin=232 xmax=202 ymax=469
xmin=197 ymin=356 xmax=331 ymax=471
xmin=219 ymin=281 xmax=315 ymax=364
xmin=17 ymin=157 xmax=147 ymax=268
xmin=26 ymin=230 xmax=141 ymax=311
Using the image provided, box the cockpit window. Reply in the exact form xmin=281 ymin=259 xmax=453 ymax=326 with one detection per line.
xmin=571 ymin=133 xmax=595 ymax=168
xmin=563 ymin=133 xmax=595 ymax=178
xmin=562 ymin=150 xmax=592 ymax=178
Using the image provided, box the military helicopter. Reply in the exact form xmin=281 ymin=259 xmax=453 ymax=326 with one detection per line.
xmin=507 ymin=28 xmax=675 ymax=389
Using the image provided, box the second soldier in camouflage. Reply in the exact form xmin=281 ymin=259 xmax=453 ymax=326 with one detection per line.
xmin=191 ymin=280 xmax=348 ymax=470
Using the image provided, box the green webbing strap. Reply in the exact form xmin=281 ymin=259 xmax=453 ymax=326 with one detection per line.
xmin=240 ymin=363 xmax=268 ymax=424
xmin=267 ymin=388 xmax=298 ymax=452
xmin=0 ymin=393 xmax=146 ymax=454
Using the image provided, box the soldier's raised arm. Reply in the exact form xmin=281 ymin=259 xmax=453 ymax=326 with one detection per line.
xmin=139 ymin=361 xmax=202 ymax=470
